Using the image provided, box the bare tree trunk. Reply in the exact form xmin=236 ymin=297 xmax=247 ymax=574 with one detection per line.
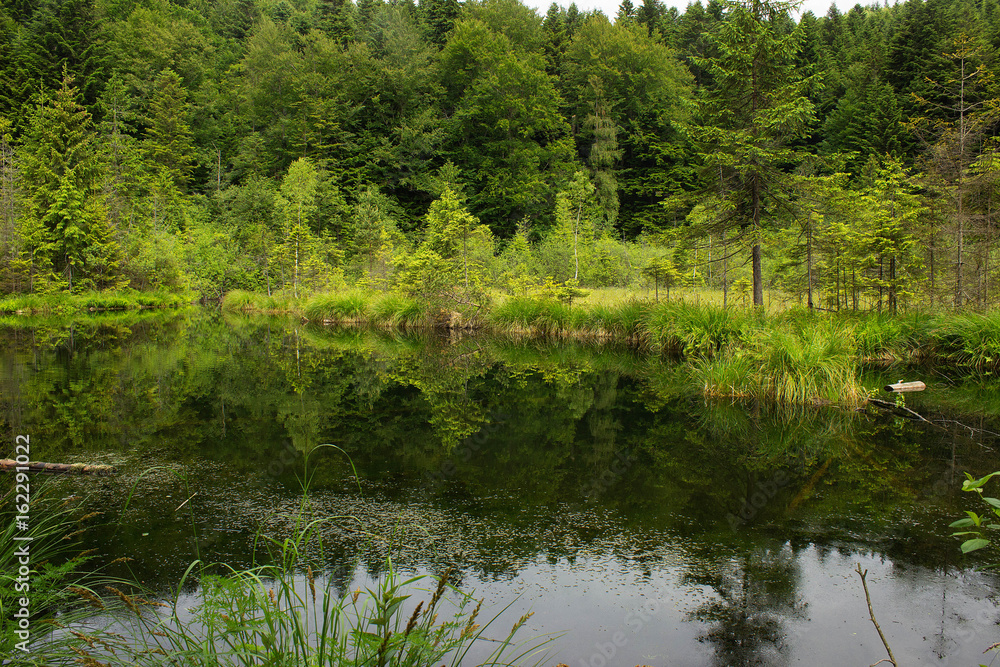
xmin=806 ymin=221 xmax=813 ymax=310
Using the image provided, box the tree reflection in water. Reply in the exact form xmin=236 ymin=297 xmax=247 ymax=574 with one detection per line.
xmin=685 ymin=544 xmax=805 ymax=667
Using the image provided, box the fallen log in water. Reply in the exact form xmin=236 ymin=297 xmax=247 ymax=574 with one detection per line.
xmin=867 ymin=398 xmax=931 ymax=423
xmin=884 ymin=380 xmax=926 ymax=393
xmin=0 ymin=459 xmax=115 ymax=476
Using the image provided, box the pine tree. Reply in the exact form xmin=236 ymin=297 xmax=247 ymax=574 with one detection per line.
xmin=616 ymin=0 xmax=636 ymax=25
xmin=315 ymin=0 xmax=354 ymax=45
xmin=421 ymin=0 xmax=459 ymax=46
xmin=909 ymin=32 xmax=997 ymax=307
xmin=424 ymin=186 xmax=481 ymax=289
xmin=0 ymin=115 xmax=22 ymax=292
xmin=690 ymin=0 xmax=815 ymax=307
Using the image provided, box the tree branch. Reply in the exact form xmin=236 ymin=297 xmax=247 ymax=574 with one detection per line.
xmin=854 ymin=564 xmax=898 ymax=667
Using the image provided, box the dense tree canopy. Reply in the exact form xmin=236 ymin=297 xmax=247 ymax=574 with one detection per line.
xmin=0 ymin=0 xmax=998 ymax=310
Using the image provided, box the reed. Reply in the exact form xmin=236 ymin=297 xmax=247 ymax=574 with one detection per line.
xmin=0 ymin=481 xmax=135 ymax=666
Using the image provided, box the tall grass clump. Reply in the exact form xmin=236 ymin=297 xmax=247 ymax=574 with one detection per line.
xmin=843 ymin=311 xmax=928 ymax=362
xmin=690 ymin=353 xmax=757 ymax=398
xmin=928 ymin=311 xmax=1000 ymax=369
xmin=304 ymin=291 xmax=371 ymax=323
xmin=646 ymin=302 xmax=747 ymax=356
xmin=753 ymin=321 xmax=864 ymax=405
xmin=221 ymin=289 xmax=255 ymax=313
xmin=607 ymin=299 xmax=651 ymax=342
xmin=84 ymin=543 xmax=552 ymax=667
xmin=371 ymin=293 xmax=429 ymax=328
xmin=1 ymin=481 xmax=133 ymax=666
xmin=489 ymin=297 xmax=547 ymax=334
xmin=688 ymin=317 xmax=864 ymax=405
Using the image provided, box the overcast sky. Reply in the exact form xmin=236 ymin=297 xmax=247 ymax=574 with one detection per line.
xmin=519 ymin=0 xmax=881 ymax=21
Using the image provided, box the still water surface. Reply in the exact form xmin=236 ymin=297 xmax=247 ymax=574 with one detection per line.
xmin=2 ymin=310 xmax=999 ymax=665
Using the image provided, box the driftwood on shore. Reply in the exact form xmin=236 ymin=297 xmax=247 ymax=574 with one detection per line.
xmin=1 ymin=459 xmax=115 ymax=476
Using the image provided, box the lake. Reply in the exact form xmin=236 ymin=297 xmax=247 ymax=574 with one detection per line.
xmin=2 ymin=309 xmax=999 ymax=665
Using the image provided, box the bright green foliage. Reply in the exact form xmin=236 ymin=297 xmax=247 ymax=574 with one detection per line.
xmin=551 ymin=171 xmax=597 ymax=281
xmin=0 ymin=0 xmax=997 ymax=312
xmin=19 ymin=74 xmax=123 ymax=292
xmin=950 ymin=471 xmax=1000 ymax=557
xmin=351 ymin=185 xmax=400 ymax=287
xmin=272 ymin=158 xmax=330 ymax=298
xmin=441 ymin=18 xmax=575 ymax=236
xmin=562 ymin=16 xmax=694 ymax=235
xmin=641 ymin=251 xmax=686 ymax=301
xmin=859 ymin=157 xmax=926 ymax=313
xmin=407 ymin=186 xmax=493 ymax=296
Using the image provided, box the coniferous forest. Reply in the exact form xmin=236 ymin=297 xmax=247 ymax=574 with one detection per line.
xmin=1 ymin=0 xmax=999 ymax=313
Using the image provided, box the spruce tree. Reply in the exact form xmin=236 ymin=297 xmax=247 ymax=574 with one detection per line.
xmin=690 ymin=0 xmax=815 ymax=307
xmin=144 ymin=69 xmax=195 ymax=191
xmin=20 ymin=73 xmax=121 ymax=292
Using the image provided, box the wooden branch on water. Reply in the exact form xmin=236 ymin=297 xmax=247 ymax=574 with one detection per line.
xmin=0 ymin=459 xmax=115 ymax=476
xmin=854 ymin=563 xmax=898 ymax=667
xmin=867 ymin=397 xmax=932 ymax=423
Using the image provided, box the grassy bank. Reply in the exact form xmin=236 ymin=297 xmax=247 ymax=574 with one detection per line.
xmin=0 ymin=290 xmax=197 ymax=315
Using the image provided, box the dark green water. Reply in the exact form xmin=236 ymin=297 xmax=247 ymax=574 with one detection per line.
xmin=2 ymin=310 xmax=999 ymax=665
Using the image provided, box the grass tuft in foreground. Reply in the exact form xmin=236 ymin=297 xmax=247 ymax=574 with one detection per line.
xmin=3 ymin=452 xmax=551 ymax=667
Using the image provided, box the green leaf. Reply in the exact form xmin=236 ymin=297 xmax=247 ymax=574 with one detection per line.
xmin=961 ymin=538 xmax=990 ymax=553
xmin=962 ymin=471 xmax=1000 ymax=492
xmin=950 ymin=518 xmax=976 ymax=528
xmin=984 ymin=497 xmax=1000 ymax=509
